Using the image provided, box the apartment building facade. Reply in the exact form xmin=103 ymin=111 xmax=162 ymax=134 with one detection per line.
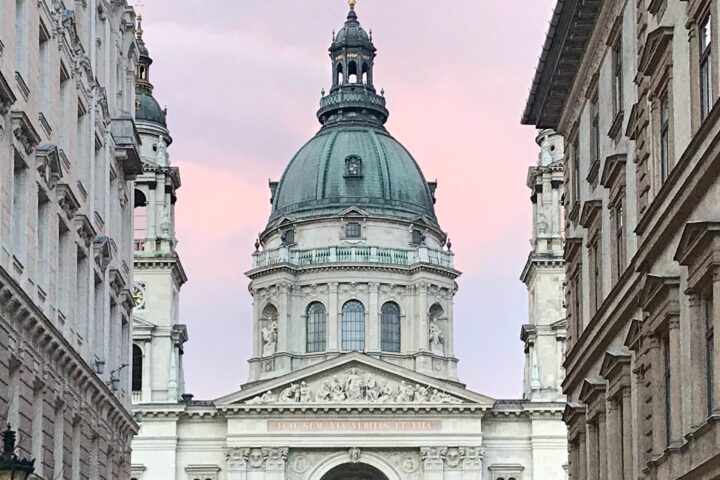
xmin=0 ymin=0 xmax=140 ymax=478
xmin=524 ymin=0 xmax=720 ymax=478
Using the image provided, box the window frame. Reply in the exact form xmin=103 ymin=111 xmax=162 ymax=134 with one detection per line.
xmin=699 ymin=12 xmax=713 ymax=121
xmin=341 ymin=300 xmax=366 ymax=351
xmin=612 ymin=39 xmax=624 ymax=118
xmin=659 ymin=91 xmax=670 ymax=183
xmin=380 ymin=302 xmax=401 ymax=353
xmin=705 ymin=290 xmax=715 ymax=416
xmin=305 ymin=302 xmax=327 ymax=353
xmin=345 ymin=221 xmax=362 ymax=239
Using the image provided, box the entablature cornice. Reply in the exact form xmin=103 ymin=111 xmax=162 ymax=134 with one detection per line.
xmin=246 ymin=262 xmax=461 ymax=281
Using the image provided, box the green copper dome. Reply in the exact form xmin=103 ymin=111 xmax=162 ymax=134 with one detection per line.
xmin=270 ymin=126 xmax=437 ymax=225
xmin=136 ymin=90 xmax=167 ymax=127
xmin=134 ymin=19 xmax=167 ymax=128
xmin=268 ymin=4 xmax=438 ymax=228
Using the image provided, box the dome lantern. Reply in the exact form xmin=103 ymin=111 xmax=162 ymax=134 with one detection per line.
xmin=267 ymin=3 xmax=439 ymax=231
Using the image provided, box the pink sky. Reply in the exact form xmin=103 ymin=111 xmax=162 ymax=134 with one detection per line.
xmin=139 ymin=0 xmax=556 ymax=400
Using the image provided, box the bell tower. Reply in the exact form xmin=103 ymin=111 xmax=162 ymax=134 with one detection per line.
xmin=520 ymin=129 xmax=566 ymax=402
xmin=131 ymin=18 xmax=188 ymax=404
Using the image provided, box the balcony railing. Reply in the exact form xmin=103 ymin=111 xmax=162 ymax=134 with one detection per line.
xmin=252 ymin=245 xmax=454 ymax=270
xmin=132 ymin=391 xmax=142 ymax=404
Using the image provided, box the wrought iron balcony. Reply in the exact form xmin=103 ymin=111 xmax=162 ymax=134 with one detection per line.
xmin=251 ymin=245 xmax=454 ymax=270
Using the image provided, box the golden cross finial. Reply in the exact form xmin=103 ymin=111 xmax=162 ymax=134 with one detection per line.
xmin=348 ymin=0 xmax=357 ymax=9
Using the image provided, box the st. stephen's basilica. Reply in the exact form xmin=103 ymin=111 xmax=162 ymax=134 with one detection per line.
xmin=129 ymin=3 xmax=568 ymax=480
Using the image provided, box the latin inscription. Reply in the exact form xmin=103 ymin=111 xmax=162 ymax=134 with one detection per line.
xmin=268 ymin=420 xmax=442 ymax=432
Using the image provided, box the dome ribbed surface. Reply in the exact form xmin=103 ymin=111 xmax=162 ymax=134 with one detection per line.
xmin=136 ymin=91 xmax=166 ymax=127
xmin=269 ymin=126 xmax=437 ymax=226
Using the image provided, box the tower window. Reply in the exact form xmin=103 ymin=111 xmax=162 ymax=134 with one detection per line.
xmin=345 ymin=222 xmax=362 ymax=239
xmin=348 ymin=60 xmax=358 ymax=83
xmin=345 ymin=155 xmax=363 ymax=177
xmin=342 ymin=300 xmax=365 ymax=351
xmin=380 ymin=302 xmax=401 ymax=352
xmin=132 ymin=344 xmax=142 ymax=392
xmin=306 ymin=302 xmax=327 ymax=353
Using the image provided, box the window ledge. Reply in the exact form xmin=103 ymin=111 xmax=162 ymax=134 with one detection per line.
xmin=608 ymin=110 xmax=624 ymax=140
xmin=14 ymin=71 xmax=30 ymax=100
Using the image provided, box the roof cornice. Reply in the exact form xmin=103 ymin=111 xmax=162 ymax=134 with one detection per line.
xmin=522 ymin=0 xmax=602 ymax=127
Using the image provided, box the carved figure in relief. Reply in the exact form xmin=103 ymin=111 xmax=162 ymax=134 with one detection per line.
xmin=331 ymin=376 xmax=346 ymax=401
xmin=299 ymin=382 xmax=312 ymax=402
xmin=365 ymin=375 xmax=379 ymax=401
xmin=345 ymin=368 xmax=363 ymax=401
xmin=280 ymin=383 xmax=300 ymax=402
xmin=246 ymin=390 xmax=275 ymax=404
xmin=413 ymin=384 xmax=429 ymax=403
xmin=378 ymin=381 xmax=394 ymax=402
xmin=429 ymin=319 xmax=444 ymax=355
xmin=316 ymin=379 xmax=333 ymax=402
xmin=348 ymin=447 xmax=361 ymax=463
xmin=397 ymin=381 xmax=415 ymax=402
xmin=261 ymin=321 xmax=278 ymax=356
xmin=445 ymin=448 xmax=461 ymax=468
xmin=248 ymin=448 xmax=266 ymax=469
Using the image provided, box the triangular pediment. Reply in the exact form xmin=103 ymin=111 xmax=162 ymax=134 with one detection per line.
xmin=216 ymin=353 xmax=494 ymax=408
xmin=338 ymin=207 xmax=370 ymax=218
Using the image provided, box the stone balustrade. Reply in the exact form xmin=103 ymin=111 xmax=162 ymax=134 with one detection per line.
xmin=252 ymin=245 xmax=454 ymax=270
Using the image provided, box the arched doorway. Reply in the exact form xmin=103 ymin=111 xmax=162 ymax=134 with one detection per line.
xmin=320 ymin=463 xmax=389 ymax=480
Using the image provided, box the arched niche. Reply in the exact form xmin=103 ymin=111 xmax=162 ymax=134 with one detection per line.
xmin=306 ymin=451 xmax=401 ymax=480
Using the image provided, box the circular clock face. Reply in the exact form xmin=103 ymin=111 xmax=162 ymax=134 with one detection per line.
xmin=132 ymin=284 xmax=145 ymax=309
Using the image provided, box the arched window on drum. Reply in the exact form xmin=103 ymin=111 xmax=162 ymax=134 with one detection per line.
xmin=306 ymin=302 xmax=327 ymax=353
xmin=342 ymin=300 xmax=365 ymax=351
xmin=380 ymin=302 xmax=401 ymax=352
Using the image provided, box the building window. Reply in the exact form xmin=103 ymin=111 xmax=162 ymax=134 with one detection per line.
xmin=132 ymin=344 xmax=142 ymax=392
xmin=345 ymin=222 xmax=361 ymax=239
xmin=345 ymin=155 xmax=363 ymax=177
xmin=341 ymin=300 xmax=365 ymax=351
xmin=380 ymin=302 xmax=401 ymax=352
xmin=134 ymin=189 xmax=148 ymax=240
xmin=612 ymin=39 xmax=624 ymax=116
xmin=306 ymin=302 xmax=327 ymax=353
xmin=573 ymin=271 xmax=583 ymax=339
xmin=36 ymin=191 xmax=50 ymax=289
xmin=411 ymin=229 xmax=425 ymax=245
xmin=663 ymin=334 xmax=672 ymax=446
xmin=589 ymin=238 xmax=602 ymax=314
xmin=12 ymin=152 xmax=28 ymax=265
xmin=706 ymin=291 xmax=715 ymax=416
xmin=700 ymin=13 xmax=713 ymax=120
xmin=590 ymin=95 xmax=600 ymax=169
xmin=572 ymin=136 xmax=581 ymax=203
xmin=613 ymin=201 xmax=625 ymax=279
xmin=660 ymin=92 xmax=670 ymax=182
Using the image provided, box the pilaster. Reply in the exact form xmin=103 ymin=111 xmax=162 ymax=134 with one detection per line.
xmin=420 ymin=447 xmax=446 ymax=480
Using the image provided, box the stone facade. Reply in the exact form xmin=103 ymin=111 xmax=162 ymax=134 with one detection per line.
xmin=0 ymin=0 xmax=140 ymax=478
xmin=524 ymin=0 xmax=720 ymax=478
xmin=130 ymin=22 xmax=188 ymax=406
xmin=131 ymin=5 xmax=567 ymax=480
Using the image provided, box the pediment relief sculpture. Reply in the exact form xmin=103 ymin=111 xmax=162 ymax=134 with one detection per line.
xmin=244 ymin=367 xmax=463 ymax=405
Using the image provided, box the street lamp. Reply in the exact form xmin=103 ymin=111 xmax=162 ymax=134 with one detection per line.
xmin=0 ymin=426 xmax=34 ymax=480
